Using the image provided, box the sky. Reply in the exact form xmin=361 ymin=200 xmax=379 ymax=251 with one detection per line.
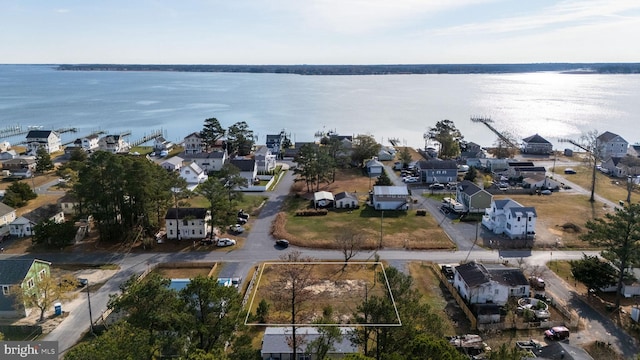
xmin=1 ymin=0 xmax=639 ymax=64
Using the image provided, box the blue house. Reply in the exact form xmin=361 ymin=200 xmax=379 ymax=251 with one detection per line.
xmin=416 ymin=160 xmax=458 ymax=184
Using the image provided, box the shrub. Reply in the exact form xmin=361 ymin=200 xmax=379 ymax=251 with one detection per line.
xmin=416 ymin=209 xmax=427 ymax=216
xmin=295 ymin=209 xmax=329 ymax=216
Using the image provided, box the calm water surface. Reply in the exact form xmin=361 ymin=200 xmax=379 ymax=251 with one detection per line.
xmin=1 ymin=65 xmax=638 ymax=149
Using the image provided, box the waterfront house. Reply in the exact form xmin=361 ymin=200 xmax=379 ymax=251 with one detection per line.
xmin=416 ymin=159 xmax=458 ymax=184
xmin=164 ymin=207 xmax=211 ymax=240
xmin=365 ymin=158 xmax=384 ymax=177
xmin=453 ymin=262 xmax=529 ymax=306
xmin=180 ymin=151 xmax=227 ymax=173
xmin=334 ymin=191 xmax=359 ymax=209
xmin=69 ymin=134 xmax=99 ymax=152
xmin=0 ymin=203 xmax=16 ymax=235
xmin=482 ymin=198 xmax=537 ymax=240
xmin=229 ymin=158 xmax=257 ymax=188
xmin=597 ymin=131 xmax=628 ymax=159
xmin=521 ymin=134 xmax=553 ymax=155
xmin=254 ymin=146 xmax=276 ymax=172
xmin=152 ymin=136 xmax=174 ymax=153
xmin=25 ymin=130 xmax=61 ymax=155
xmin=460 ymin=141 xmax=486 ymax=168
xmin=371 ymin=185 xmax=409 ymax=210
xmin=98 ymin=134 xmax=130 ymax=154
xmin=0 ymin=259 xmax=51 ymax=317
xmin=161 ymin=156 xmax=184 ymax=172
xmin=183 ymin=132 xmax=205 ymax=154
xmin=179 ymin=162 xmax=208 ymax=190
xmin=261 ymin=327 xmax=358 ymax=360
xmin=10 ymin=204 xmax=65 ymax=238
xmin=455 ymin=180 xmax=492 ymax=213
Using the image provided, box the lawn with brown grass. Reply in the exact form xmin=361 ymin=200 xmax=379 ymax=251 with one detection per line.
xmin=246 ymin=261 xmax=390 ymax=325
xmin=408 ymin=262 xmax=459 ymax=335
xmin=557 ymin=165 xmax=640 ymax=205
xmin=492 ymin=192 xmax=610 ymax=248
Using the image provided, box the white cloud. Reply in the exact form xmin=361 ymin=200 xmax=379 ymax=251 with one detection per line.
xmin=55 ymin=8 xmax=70 ymax=14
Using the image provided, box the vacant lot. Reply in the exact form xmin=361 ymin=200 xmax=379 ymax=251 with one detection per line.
xmin=246 ymin=261 xmax=391 ymax=326
xmin=557 ymin=164 xmax=640 ymax=205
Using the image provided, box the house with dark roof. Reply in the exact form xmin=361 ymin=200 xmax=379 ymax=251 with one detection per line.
xmin=2 ymin=157 xmax=36 ymax=172
xmin=10 ymin=204 xmax=65 ymax=238
xmin=283 ymin=142 xmax=318 ymax=158
xmin=453 ymin=262 xmax=529 ymax=305
xmin=57 ymin=193 xmax=79 ymax=216
xmin=460 ymin=141 xmax=486 ymax=168
xmin=152 ymin=136 xmax=174 ymax=153
xmin=0 ymin=259 xmax=51 ymax=317
xmin=0 ymin=203 xmax=16 ymax=235
xmin=334 ymin=191 xmax=359 ymax=209
xmin=229 ymin=158 xmax=257 ymax=188
xmin=521 ymin=134 xmax=553 ymax=154
xmin=482 ymin=198 xmax=537 ymax=240
xmin=528 ymin=342 xmax=594 ymax=360
xmin=455 ymin=180 xmax=492 ymax=213
xmin=183 ymin=132 xmax=204 ymax=154
xmin=416 ymin=160 xmax=458 ymax=184
xmin=597 ymin=131 xmax=628 ymax=160
xmin=25 ymin=130 xmax=61 ymax=155
xmin=261 ymin=327 xmax=358 ymax=360
xmin=164 ymin=208 xmax=211 ymax=240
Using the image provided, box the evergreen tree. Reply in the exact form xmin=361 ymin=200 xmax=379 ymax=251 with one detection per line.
xmin=463 ymin=166 xmax=478 ymax=181
xmin=374 ymin=169 xmax=392 ymax=186
xmin=351 ymin=135 xmax=381 ymax=167
xmin=427 ymin=120 xmax=463 ymax=159
xmin=398 ymin=147 xmax=412 ymax=168
xmin=227 ymin=121 xmax=255 ymax=156
xmin=200 ymin=117 xmax=226 ymax=152
xmin=35 ymin=146 xmax=54 ymax=173
xmin=3 ymin=182 xmax=37 ymax=207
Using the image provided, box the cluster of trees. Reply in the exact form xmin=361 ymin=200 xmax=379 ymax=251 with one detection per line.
xmin=294 ymin=134 xmax=380 ymax=192
xmin=200 ymin=117 xmax=255 ymax=156
xmin=195 ymin=164 xmax=247 ymax=235
xmin=2 ymin=182 xmax=37 ymax=207
xmin=64 ymin=273 xmax=255 ymax=360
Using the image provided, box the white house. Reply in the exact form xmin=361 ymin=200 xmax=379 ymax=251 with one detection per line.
xmin=0 ymin=141 xmax=10 ymax=152
xmin=161 ymin=156 xmax=184 ymax=172
xmin=10 ymin=204 xmax=65 ymax=238
xmin=453 ymin=261 xmax=529 ymax=306
xmin=597 ymin=131 xmax=628 ymax=159
xmin=335 ymin=191 xmax=359 ymax=209
xmin=254 ymin=146 xmax=276 ymax=172
xmin=25 ymin=130 xmax=61 ymax=155
xmin=98 ymin=134 xmax=130 ymax=154
xmin=180 ymin=162 xmax=208 ymax=190
xmin=72 ymin=134 xmax=100 ymax=152
xmin=153 ymin=136 xmax=174 ymax=153
xmin=372 ymin=186 xmax=409 ymax=210
xmin=0 ymin=203 xmax=16 ymax=235
xmin=366 ymin=158 xmax=384 ymax=177
xmin=482 ymin=198 xmax=537 ymax=240
xmin=229 ymin=158 xmax=257 ymax=188
xmin=180 ymin=151 xmax=227 ymax=173
xmin=183 ymin=132 xmax=204 ymax=154
xmin=164 ymin=207 xmax=211 ymax=240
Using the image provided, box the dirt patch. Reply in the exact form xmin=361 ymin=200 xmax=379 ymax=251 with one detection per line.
xmin=154 ymin=266 xmax=214 ymax=279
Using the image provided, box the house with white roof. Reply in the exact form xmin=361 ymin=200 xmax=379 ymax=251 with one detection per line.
xmin=371 ymin=186 xmax=409 ymax=210
xmin=482 ymin=198 xmax=537 ymax=240
xmin=180 ymin=151 xmax=227 ymax=173
xmin=365 ymin=158 xmax=384 ymax=177
xmin=25 ymin=130 xmax=61 ymax=155
xmin=161 ymin=156 xmax=184 ymax=172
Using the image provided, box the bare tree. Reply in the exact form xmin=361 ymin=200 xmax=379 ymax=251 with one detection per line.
xmin=12 ymin=273 xmax=77 ymax=322
xmin=335 ymin=228 xmax=365 ymax=270
xmin=579 ymin=130 xmax=602 ymax=203
xmin=269 ymin=251 xmax=320 ymax=359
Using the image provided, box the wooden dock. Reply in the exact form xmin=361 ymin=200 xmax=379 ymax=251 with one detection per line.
xmin=129 ymin=129 xmax=163 ymax=147
xmin=470 ymin=116 xmax=519 ymax=148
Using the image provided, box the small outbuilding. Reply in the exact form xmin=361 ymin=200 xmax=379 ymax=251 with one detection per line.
xmin=313 ymin=191 xmax=335 ymax=208
xmin=334 ymin=191 xmax=358 ymax=209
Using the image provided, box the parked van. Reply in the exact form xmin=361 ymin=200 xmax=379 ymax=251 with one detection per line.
xmin=544 ymin=326 xmax=570 ymax=340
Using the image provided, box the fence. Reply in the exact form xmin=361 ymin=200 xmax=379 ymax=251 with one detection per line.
xmin=428 ymin=262 xmax=477 ymax=330
xmin=242 ymin=265 xmax=260 ymax=309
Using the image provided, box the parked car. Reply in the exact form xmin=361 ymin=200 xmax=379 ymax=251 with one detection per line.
xmin=564 ymin=168 xmax=576 ymax=174
xmin=229 ymin=224 xmax=245 ymax=234
xmin=429 ymin=183 xmax=445 ymax=190
xmin=231 ymin=277 xmax=242 ymax=288
xmin=275 ymin=239 xmax=289 ymax=248
xmin=217 ymin=238 xmax=236 ymax=247
xmin=441 ymin=264 xmax=454 ymax=281
xmin=544 ymin=326 xmax=570 ymax=340
xmin=540 ymin=189 xmax=552 ymax=195
xmin=237 ymin=217 xmax=248 ymax=225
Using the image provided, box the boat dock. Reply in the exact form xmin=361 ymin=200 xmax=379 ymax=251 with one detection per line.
xmin=470 ymin=116 xmax=519 ymax=148
xmin=129 ymin=129 xmax=163 ymax=147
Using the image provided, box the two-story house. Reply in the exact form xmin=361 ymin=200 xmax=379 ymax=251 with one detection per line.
xmin=254 ymin=146 xmax=276 ymax=172
xmin=416 ymin=160 xmax=458 ymax=184
xmin=229 ymin=158 xmax=257 ymax=188
xmin=25 ymin=130 xmax=61 ymax=155
xmin=521 ymin=134 xmax=553 ymax=155
xmin=597 ymin=131 xmax=628 ymax=159
xmin=164 ymin=208 xmax=211 ymax=240
xmin=371 ymin=185 xmax=409 ymax=210
xmin=455 ymin=180 xmax=492 ymax=213
xmin=453 ymin=261 xmax=529 ymax=306
xmin=482 ymin=198 xmax=537 ymax=240
xmin=183 ymin=132 xmax=205 ymax=154
xmin=153 ymin=136 xmax=174 ymax=153
xmin=181 ymin=151 xmax=227 ymax=173
xmin=179 ymin=162 xmax=208 ymax=190
xmin=98 ymin=134 xmax=130 ymax=154
xmin=0 ymin=259 xmax=52 ymax=317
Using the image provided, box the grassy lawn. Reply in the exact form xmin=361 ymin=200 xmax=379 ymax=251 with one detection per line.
xmin=187 ymin=194 xmax=268 ymax=214
xmin=280 ymin=197 xmax=454 ymax=249
xmin=556 ymin=164 xmax=640 ymax=205
xmin=408 ymin=262 xmax=458 ymax=335
xmin=491 ymin=192 xmax=610 ymax=248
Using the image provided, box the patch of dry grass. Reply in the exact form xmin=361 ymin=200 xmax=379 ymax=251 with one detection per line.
xmin=408 ymin=262 xmax=457 ymax=334
xmin=557 ymin=165 xmax=640 ymax=205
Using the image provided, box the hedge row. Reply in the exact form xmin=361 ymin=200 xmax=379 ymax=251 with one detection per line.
xmin=295 ymin=209 xmax=329 ymax=216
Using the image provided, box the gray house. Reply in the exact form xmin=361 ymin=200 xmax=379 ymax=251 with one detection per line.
xmin=365 ymin=158 xmax=384 ymax=177
xmin=521 ymin=134 xmax=553 ymax=154
xmin=334 ymin=191 xmax=359 ymax=209
xmin=416 ymin=160 xmax=458 ymax=184
xmin=261 ymin=327 xmax=358 ymax=360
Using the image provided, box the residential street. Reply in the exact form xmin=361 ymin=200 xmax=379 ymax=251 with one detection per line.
xmin=1 ymin=161 xmax=638 ymax=358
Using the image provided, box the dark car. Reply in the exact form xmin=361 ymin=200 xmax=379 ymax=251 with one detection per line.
xmin=200 ymin=238 xmax=215 ymax=245
xmin=275 ymin=239 xmax=289 ymax=248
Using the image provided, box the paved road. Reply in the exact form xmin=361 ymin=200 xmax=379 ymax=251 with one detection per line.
xmin=2 ymin=160 xmax=638 ymax=358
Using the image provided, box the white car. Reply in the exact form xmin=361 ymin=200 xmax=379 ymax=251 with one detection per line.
xmin=216 ymin=238 xmax=237 ymax=247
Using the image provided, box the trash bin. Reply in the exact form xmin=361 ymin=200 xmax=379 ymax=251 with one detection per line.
xmin=54 ymin=302 xmax=62 ymax=316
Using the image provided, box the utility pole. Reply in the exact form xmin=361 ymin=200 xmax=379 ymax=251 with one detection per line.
xmin=87 ymin=279 xmax=95 ymax=336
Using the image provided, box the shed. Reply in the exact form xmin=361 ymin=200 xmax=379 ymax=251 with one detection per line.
xmin=313 ymin=191 xmax=335 ymax=208
xmin=334 ymin=192 xmax=358 ymax=209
